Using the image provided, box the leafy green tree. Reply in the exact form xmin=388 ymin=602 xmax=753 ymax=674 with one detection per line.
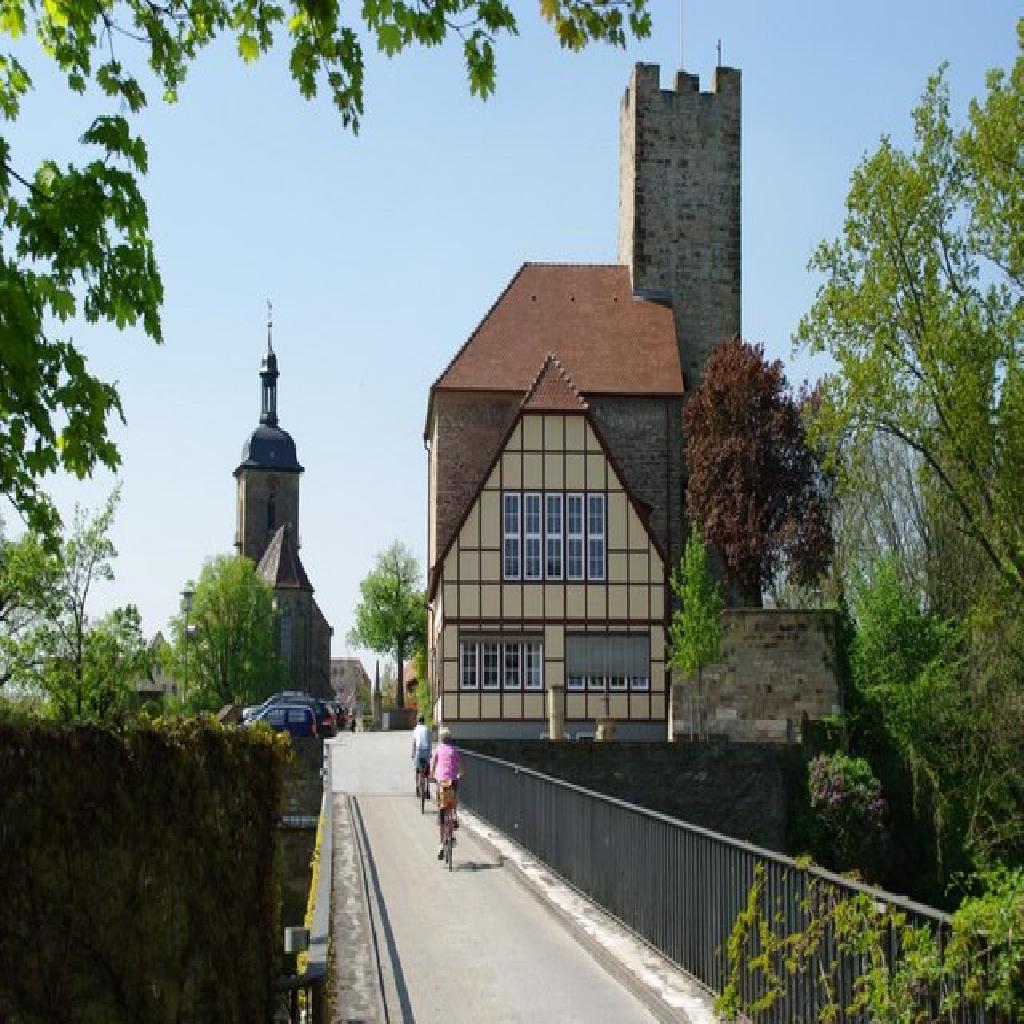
xmin=668 ymin=526 xmax=723 ymax=739
xmin=0 ymin=0 xmax=651 ymax=542
xmin=166 ymin=555 xmax=283 ymax=710
xmin=0 ymin=526 xmax=58 ymax=687
xmin=797 ymin=21 xmax=1024 ymax=599
xmin=7 ymin=487 xmax=150 ymax=720
xmin=348 ymin=541 xmax=425 ymax=711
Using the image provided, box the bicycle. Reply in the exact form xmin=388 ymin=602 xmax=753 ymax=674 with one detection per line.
xmin=414 ymin=757 xmax=430 ymax=814
xmin=437 ymin=780 xmax=456 ymax=871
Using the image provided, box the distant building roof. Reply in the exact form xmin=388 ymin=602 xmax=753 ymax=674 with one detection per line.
xmin=430 ymin=263 xmax=683 ymax=412
xmin=256 ymin=524 xmax=312 ymax=591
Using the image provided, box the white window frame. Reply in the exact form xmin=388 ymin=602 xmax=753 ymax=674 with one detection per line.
xmin=524 ymin=492 xmax=542 ymax=581
xmin=503 ymin=643 xmax=522 ymax=691
xmin=587 ymin=493 xmax=606 ymax=581
xmin=502 ymin=492 xmax=521 ymax=580
xmin=460 ymin=641 xmax=479 ymax=690
xmin=566 ymin=492 xmax=585 ymax=581
xmin=524 ymin=641 xmax=544 ymax=690
xmin=481 ymin=642 xmax=500 ymax=690
xmin=545 ymin=493 xmax=563 ymax=580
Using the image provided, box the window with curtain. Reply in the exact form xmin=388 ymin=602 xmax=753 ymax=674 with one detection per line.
xmin=565 ymin=634 xmax=649 ymax=692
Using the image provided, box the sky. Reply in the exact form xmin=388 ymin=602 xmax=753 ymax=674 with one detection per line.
xmin=4 ymin=2 xmax=1020 ymax=673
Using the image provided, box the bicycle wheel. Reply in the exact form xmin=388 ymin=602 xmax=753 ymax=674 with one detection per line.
xmin=446 ymin=832 xmax=453 ymax=871
xmin=420 ymin=777 xmax=427 ymax=814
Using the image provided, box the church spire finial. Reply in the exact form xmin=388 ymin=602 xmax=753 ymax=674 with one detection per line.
xmin=259 ymin=302 xmax=279 ymax=427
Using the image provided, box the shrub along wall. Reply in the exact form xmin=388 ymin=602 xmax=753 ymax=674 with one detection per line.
xmin=0 ymin=715 xmax=289 ymax=1024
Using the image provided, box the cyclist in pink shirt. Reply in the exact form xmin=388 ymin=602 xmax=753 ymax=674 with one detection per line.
xmin=430 ymin=726 xmax=462 ymax=859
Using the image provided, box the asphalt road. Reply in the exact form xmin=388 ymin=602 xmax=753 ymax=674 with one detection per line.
xmin=329 ymin=730 xmax=657 ymax=1023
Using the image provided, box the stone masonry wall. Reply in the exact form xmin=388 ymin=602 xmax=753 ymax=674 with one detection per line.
xmin=672 ymin=610 xmax=843 ymax=744
xmin=619 ymin=63 xmax=742 ymax=389
xmin=462 ymin=739 xmax=798 ymax=852
xmin=235 ymin=469 xmax=301 ymax=562
xmin=430 ymin=391 xmax=520 ymax=570
xmin=588 ymin=395 xmax=684 ymax=577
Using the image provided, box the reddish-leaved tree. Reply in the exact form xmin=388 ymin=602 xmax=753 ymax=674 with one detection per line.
xmin=684 ymin=337 xmax=833 ymax=605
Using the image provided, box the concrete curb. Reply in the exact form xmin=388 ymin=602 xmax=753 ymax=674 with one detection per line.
xmin=460 ymin=810 xmax=721 ymax=1024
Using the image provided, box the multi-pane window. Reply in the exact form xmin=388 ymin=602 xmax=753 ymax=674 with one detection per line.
xmin=524 ymin=493 xmax=542 ymax=580
xmin=545 ymin=494 xmax=563 ymax=579
xmin=565 ymin=635 xmax=649 ymax=692
xmin=460 ymin=637 xmax=544 ymax=690
xmin=587 ymin=494 xmax=606 ymax=581
xmin=460 ymin=641 xmax=478 ymax=690
xmin=503 ymin=493 xmax=521 ymax=579
xmin=566 ymin=494 xmax=584 ymax=580
xmin=481 ymin=642 xmax=500 ymax=689
xmin=501 ymin=490 xmax=606 ymax=581
xmin=504 ymin=644 xmax=521 ymax=690
xmin=525 ymin=642 xmax=543 ymax=690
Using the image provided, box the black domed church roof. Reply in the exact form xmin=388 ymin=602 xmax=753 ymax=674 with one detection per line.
xmin=234 ymin=332 xmax=304 ymax=476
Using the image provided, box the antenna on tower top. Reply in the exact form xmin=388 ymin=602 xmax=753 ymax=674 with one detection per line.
xmin=717 ymin=38 xmax=722 ymax=68
xmin=266 ymin=298 xmax=273 ymax=353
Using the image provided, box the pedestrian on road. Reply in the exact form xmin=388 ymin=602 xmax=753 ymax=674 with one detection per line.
xmin=430 ymin=726 xmax=462 ymax=860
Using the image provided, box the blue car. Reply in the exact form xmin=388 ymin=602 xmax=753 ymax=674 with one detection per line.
xmin=247 ymin=702 xmax=317 ymax=738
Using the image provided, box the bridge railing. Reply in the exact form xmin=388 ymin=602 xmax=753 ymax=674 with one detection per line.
xmin=459 ymin=748 xmax=1003 ymax=1023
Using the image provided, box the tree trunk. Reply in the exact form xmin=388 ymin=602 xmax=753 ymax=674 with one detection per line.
xmin=395 ymin=641 xmax=405 ymax=709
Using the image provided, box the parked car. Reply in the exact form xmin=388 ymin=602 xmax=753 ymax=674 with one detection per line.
xmin=242 ymin=690 xmax=308 ymax=723
xmin=246 ymin=702 xmax=317 ymax=738
xmin=242 ymin=691 xmax=336 ymax=737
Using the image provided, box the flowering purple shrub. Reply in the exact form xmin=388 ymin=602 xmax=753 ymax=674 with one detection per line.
xmin=808 ymin=752 xmax=888 ymax=878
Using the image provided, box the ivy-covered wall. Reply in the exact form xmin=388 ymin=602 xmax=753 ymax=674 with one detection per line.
xmin=0 ymin=716 xmax=288 ymax=1023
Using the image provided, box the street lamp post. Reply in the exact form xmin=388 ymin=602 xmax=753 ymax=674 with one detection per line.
xmin=181 ymin=587 xmax=194 ymax=704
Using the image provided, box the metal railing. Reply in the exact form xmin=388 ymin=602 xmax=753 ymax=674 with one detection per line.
xmin=459 ymin=749 xmax=1005 ymax=1023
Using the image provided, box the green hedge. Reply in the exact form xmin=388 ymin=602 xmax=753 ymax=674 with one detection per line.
xmin=0 ymin=715 xmax=289 ymax=1023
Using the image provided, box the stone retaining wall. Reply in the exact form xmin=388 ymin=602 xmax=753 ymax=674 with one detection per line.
xmin=672 ymin=609 xmax=843 ymax=744
xmin=462 ymin=739 xmax=804 ymax=853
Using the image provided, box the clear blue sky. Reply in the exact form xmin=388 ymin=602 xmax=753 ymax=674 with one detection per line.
xmin=5 ymin=2 xmax=1019 ymax=672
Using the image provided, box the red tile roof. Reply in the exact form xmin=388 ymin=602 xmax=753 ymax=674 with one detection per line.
xmin=433 ymin=264 xmax=683 ymax=397
xmin=522 ymin=355 xmax=589 ymax=412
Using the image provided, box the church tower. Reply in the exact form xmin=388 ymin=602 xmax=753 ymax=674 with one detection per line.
xmin=234 ymin=313 xmax=303 ymax=563
xmin=618 ymin=63 xmax=742 ymax=388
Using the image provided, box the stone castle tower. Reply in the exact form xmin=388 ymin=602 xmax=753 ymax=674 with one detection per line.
xmin=234 ymin=322 xmax=332 ymax=697
xmin=618 ymin=63 xmax=742 ymax=388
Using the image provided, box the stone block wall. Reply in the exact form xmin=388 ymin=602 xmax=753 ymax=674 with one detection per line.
xmin=429 ymin=391 xmax=520 ymax=571
xmin=235 ymin=468 xmax=301 ymax=562
xmin=672 ymin=609 xmax=843 ymax=744
xmin=462 ymin=739 xmax=799 ymax=852
xmin=619 ymin=63 xmax=742 ymax=389
xmin=588 ymin=394 xmax=684 ymax=575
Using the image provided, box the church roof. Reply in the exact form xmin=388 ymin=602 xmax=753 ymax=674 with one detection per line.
xmin=256 ymin=524 xmax=312 ymax=591
xmin=430 ymin=263 xmax=683 ymax=405
xmin=236 ymin=424 xmax=303 ymax=475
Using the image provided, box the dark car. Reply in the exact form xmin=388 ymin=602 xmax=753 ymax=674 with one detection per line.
xmin=242 ymin=691 xmax=336 ymax=737
xmin=248 ymin=702 xmax=317 ymax=738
